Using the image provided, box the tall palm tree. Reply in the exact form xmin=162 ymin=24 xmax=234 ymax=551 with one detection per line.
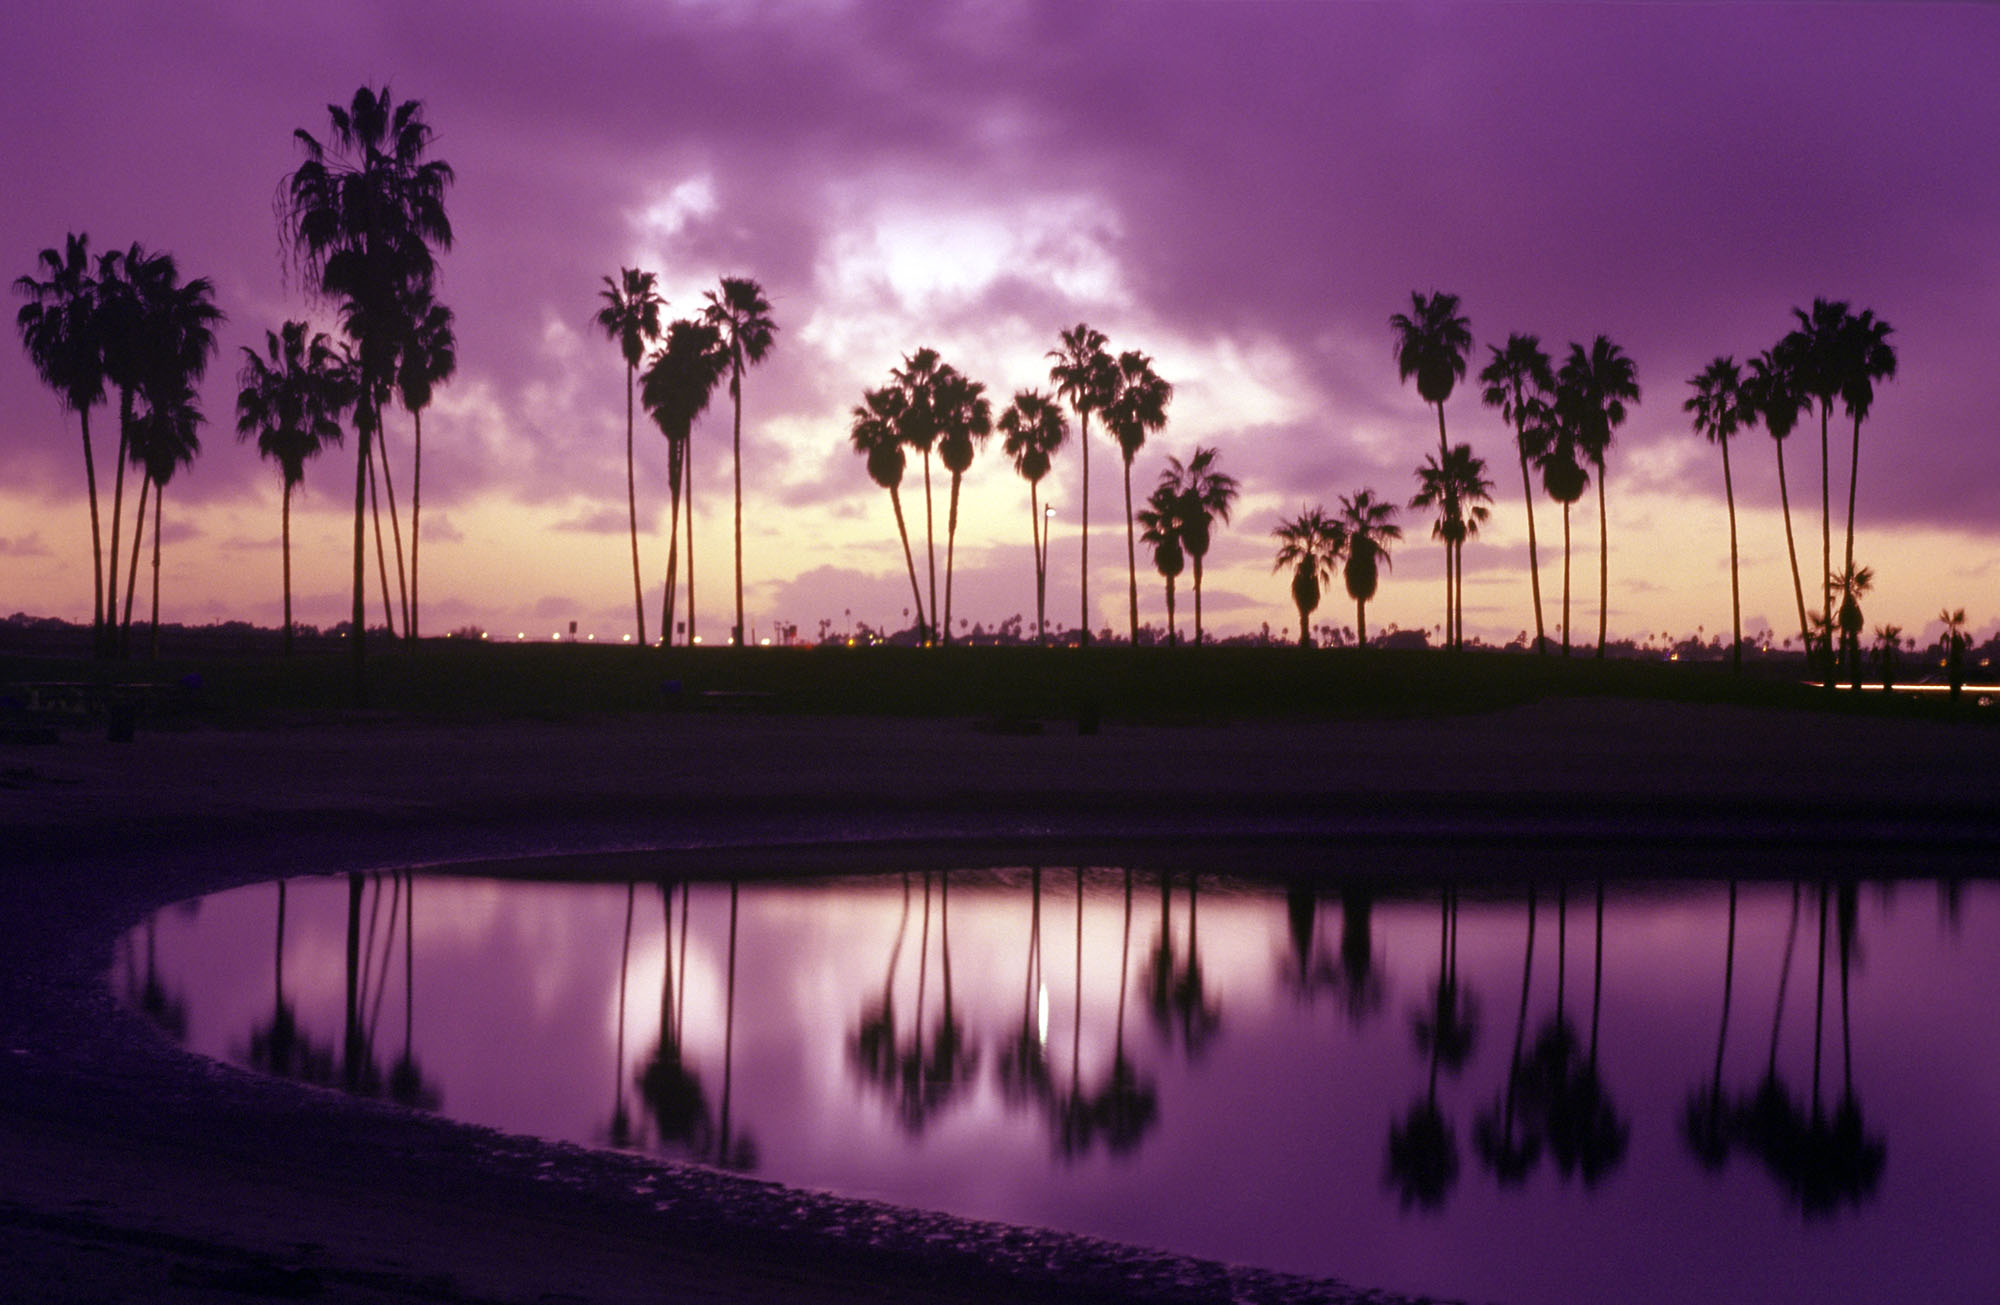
xmin=1836 ymin=309 xmax=1896 ymax=595
xmin=1102 ymin=350 xmax=1173 ymax=643
xmin=283 ymin=85 xmax=454 ymax=701
xmin=998 ymin=390 xmax=1068 ymax=644
xmin=129 ymin=377 xmax=204 ymax=656
xmin=1410 ymin=445 xmax=1492 ymax=650
xmin=236 ymin=322 xmax=348 ymax=655
xmin=1159 ymin=445 xmax=1237 ymax=644
xmin=1047 ymin=324 xmax=1119 ymax=643
xmin=1271 ymin=507 xmax=1341 ymax=647
xmin=890 ymin=347 xmax=945 ymax=642
xmin=1391 ymin=291 xmax=1474 ymax=464
xmin=1558 ymin=337 xmax=1639 ymax=657
xmin=1686 ymin=356 xmax=1758 ymax=672
xmin=14 ymin=233 xmax=110 ymax=646
xmin=397 ymin=292 xmax=455 ymax=646
xmin=934 ymin=365 xmax=992 ymax=645
xmin=1338 ymin=489 xmax=1402 ymax=648
xmin=1479 ymin=334 xmax=1557 ymax=653
xmin=702 ymin=277 xmax=777 ymax=647
xmin=1135 ymin=480 xmax=1186 ymax=644
xmin=642 ymin=319 xmax=728 ymax=646
xmin=1527 ymin=393 xmax=1591 ymax=656
xmin=1746 ymin=345 xmax=1812 ymax=656
xmin=1782 ymin=298 xmax=1851 ymax=668
xmin=595 ymin=267 xmax=666 ymax=645
xmin=850 ymin=385 xmax=926 ymax=638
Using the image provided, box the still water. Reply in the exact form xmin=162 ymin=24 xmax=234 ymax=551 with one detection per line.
xmin=120 ymin=867 xmax=1999 ymax=1304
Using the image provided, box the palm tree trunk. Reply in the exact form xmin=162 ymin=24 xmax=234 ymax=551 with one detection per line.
xmin=1518 ymin=429 xmax=1547 ymax=654
xmin=376 ymin=426 xmax=411 ymax=639
xmin=1774 ymin=439 xmax=1809 ymax=656
xmin=122 ymin=473 xmax=150 ymax=647
xmin=1819 ymin=404 xmax=1833 ymax=686
xmin=1079 ymin=414 xmax=1091 ymax=645
xmin=281 ymin=481 xmax=295 ymax=657
xmin=1712 ymin=881 xmax=1737 ymax=1097
xmin=626 ymin=365 xmax=647 ymax=646
xmin=107 ymin=392 xmax=132 ymax=655
xmin=1843 ymin=412 xmax=1862 ymax=592
xmin=889 ymin=486 xmax=926 ymax=639
xmin=1356 ymin=596 xmax=1367 ymax=649
xmin=730 ymin=363 xmax=745 ymax=649
xmin=353 ymin=407 xmax=368 ymax=704
xmin=1723 ymin=437 xmax=1742 ymax=672
xmin=367 ymin=441 xmax=397 ymax=636
xmin=78 ymin=407 xmax=107 ymax=642
xmin=922 ymin=448 xmax=937 ymax=644
xmin=1193 ymin=554 xmax=1205 ymax=646
xmin=1164 ymin=575 xmax=1176 ymax=645
xmin=686 ymin=436 xmax=697 ymax=646
xmin=1562 ymin=501 xmax=1572 ymax=657
xmin=1595 ymin=465 xmax=1609 ymax=657
xmin=149 ymin=482 xmax=163 ymax=659
xmin=945 ymin=473 xmax=962 ymax=646
xmin=662 ymin=438 xmax=683 ymax=647
xmin=410 ymin=409 xmax=423 ymax=646
xmin=1030 ymin=483 xmax=1045 ymax=646
xmin=1442 ymin=537 xmax=1453 ymax=651
xmin=1123 ymin=459 xmax=1138 ymax=644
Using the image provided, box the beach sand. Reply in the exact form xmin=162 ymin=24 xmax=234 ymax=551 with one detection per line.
xmin=4 ymin=700 xmax=1995 ymax=1303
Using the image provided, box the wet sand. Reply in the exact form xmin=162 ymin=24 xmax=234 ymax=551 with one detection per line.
xmin=4 ymin=700 xmax=1996 ymax=1303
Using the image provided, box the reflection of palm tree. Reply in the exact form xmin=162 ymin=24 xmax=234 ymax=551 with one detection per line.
xmin=603 ymin=883 xmax=638 ymax=1148
xmin=1280 ymin=882 xmax=1340 ymax=1003
xmin=1336 ymin=886 xmax=1385 ymax=1027
xmin=997 ymin=867 xmax=1052 ymax=1109
xmin=386 ymin=874 xmax=437 ymax=1109
xmin=639 ymin=880 xmax=710 ymax=1151
xmin=1389 ymin=888 xmax=1467 ymax=1210
xmin=1683 ymin=881 xmax=1738 ymax=1170
xmin=1474 ymin=884 xmax=1543 ymax=1185
xmin=1090 ymin=871 xmax=1159 ymax=1155
xmin=1544 ymin=883 xmax=1628 ymax=1186
xmin=713 ymin=881 xmax=756 ymax=1170
xmin=1413 ymin=884 xmax=1477 ymax=1076
xmin=1053 ymin=868 xmax=1094 ymax=1158
xmin=1144 ymin=873 xmax=1222 ymax=1057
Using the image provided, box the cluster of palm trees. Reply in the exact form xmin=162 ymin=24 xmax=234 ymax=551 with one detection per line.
xmin=14 ymin=235 xmax=222 ymax=657
xmin=598 ymin=269 xmax=775 ymax=647
xmin=1270 ymin=492 xmax=1404 ymax=647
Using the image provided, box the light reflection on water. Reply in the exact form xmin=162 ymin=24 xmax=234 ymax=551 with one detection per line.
xmin=119 ymin=868 xmax=2000 ymax=1305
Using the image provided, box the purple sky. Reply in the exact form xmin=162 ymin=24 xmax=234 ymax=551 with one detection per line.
xmin=5 ymin=1 xmax=1997 ymax=646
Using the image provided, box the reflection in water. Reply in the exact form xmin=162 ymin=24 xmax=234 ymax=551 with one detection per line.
xmin=120 ymin=869 xmax=2000 ymax=1305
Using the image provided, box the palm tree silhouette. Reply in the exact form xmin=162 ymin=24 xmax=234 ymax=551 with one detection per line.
xmin=128 ymin=376 xmax=205 ymax=657
xmin=1746 ymin=345 xmax=1814 ymax=659
xmin=702 ymin=277 xmax=777 ymax=647
xmin=640 ymin=880 xmax=711 ymax=1153
xmin=1832 ymin=563 xmax=1874 ymax=690
xmin=1474 ymin=884 xmax=1543 ymax=1186
xmin=1136 ymin=479 xmax=1186 ymax=643
xmin=890 ymin=348 xmax=946 ymax=641
xmin=935 ymin=365 xmax=993 ymax=645
xmin=395 ymin=291 xmax=454 ymax=646
xmin=245 ymin=881 xmax=338 ymax=1085
xmin=642 ymin=319 xmax=728 ymax=645
xmin=1558 ymin=337 xmax=1639 ymax=658
xmin=1102 ymin=350 xmax=1173 ymax=643
xmin=14 ymin=233 xmax=111 ymax=649
xmin=1271 ymin=507 xmax=1342 ymax=647
xmin=1836 ymin=308 xmax=1896 ymax=598
xmin=1334 ymin=885 xmax=1386 ymax=1027
xmin=1411 ymin=446 xmax=1491 ymax=649
xmin=1480 ymin=334 xmax=1557 ymax=653
xmin=283 ymin=85 xmax=453 ymax=701
xmin=997 ymin=867 xmax=1053 ymax=1111
xmin=1390 ymin=290 xmax=1473 ymax=467
xmin=1090 ymin=870 xmax=1159 ymax=1155
xmin=1781 ymin=299 xmax=1852 ymax=677
xmin=849 ymin=385 xmax=927 ymax=639
xmin=1938 ymin=607 xmax=1970 ymax=700
xmin=386 ymin=874 xmax=436 ymax=1110
xmin=1047 ymin=324 xmax=1119 ymax=644
xmin=1686 ymin=356 xmax=1758 ymax=671
xmin=998 ymin=390 xmax=1068 ymax=644
xmin=237 ymin=323 xmax=346 ymax=655
xmin=1159 ymin=445 xmax=1238 ymax=644
xmin=1528 ymin=375 xmax=1592 ymax=655
xmin=1338 ymin=490 xmax=1402 ymax=648
xmin=595 ymin=267 xmax=666 ymax=646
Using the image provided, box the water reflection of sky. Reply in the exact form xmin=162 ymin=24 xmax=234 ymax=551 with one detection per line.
xmin=119 ymin=869 xmax=2000 ymax=1305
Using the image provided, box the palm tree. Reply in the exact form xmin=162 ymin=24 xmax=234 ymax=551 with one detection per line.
xmin=934 ymin=365 xmax=992 ymax=645
xmin=397 ymin=292 xmax=455 ymax=646
xmin=1047 ymin=324 xmax=1119 ymax=644
xmin=14 ymin=233 xmax=110 ymax=647
xmin=849 ymin=385 xmax=926 ymax=638
xmin=1410 ymin=445 xmax=1491 ymax=649
xmin=1271 ymin=508 xmax=1341 ymax=647
xmin=1480 ymin=334 xmax=1557 ymax=653
xmin=1339 ymin=490 xmax=1402 ymax=648
xmin=1832 ymin=563 xmax=1874 ymax=691
xmin=998 ymin=390 xmax=1068 ymax=644
xmin=1687 ymin=356 xmax=1758 ymax=672
xmin=236 ymin=322 xmax=348 ymax=655
xmin=1159 ymin=445 xmax=1238 ymax=644
xmin=1391 ymin=291 xmax=1474 ymax=463
xmin=702 ymin=277 xmax=777 ymax=647
xmin=1559 ymin=336 xmax=1639 ymax=657
xmin=128 ymin=377 xmax=204 ymax=656
xmin=1836 ymin=309 xmax=1896 ymax=595
xmin=283 ymin=85 xmax=454 ymax=701
xmin=595 ymin=267 xmax=666 ymax=645
xmin=642 ymin=319 xmax=728 ymax=646
xmin=1102 ymin=350 xmax=1173 ymax=642
xmin=1782 ymin=298 xmax=1851 ymax=667
xmin=1136 ymin=480 xmax=1186 ymax=643
xmin=1527 ymin=392 xmax=1591 ymax=655
xmin=1746 ymin=345 xmax=1812 ymax=656
xmin=889 ymin=347 xmax=945 ymax=641
xmin=1938 ymin=608 xmax=1970 ymax=700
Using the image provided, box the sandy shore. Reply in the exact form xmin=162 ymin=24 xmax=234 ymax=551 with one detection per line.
xmin=4 ymin=700 xmax=1996 ymax=1303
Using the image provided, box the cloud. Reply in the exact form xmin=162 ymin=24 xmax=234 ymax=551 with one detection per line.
xmin=0 ymin=533 xmax=51 ymax=557
xmin=551 ymin=506 xmax=631 ymax=535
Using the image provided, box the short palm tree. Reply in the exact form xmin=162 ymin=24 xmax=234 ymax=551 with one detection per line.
xmin=1746 ymin=345 xmax=1812 ymax=656
xmin=1339 ymin=490 xmax=1402 ymax=648
xmin=1047 ymin=324 xmax=1119 ymax=643
xmin=1686 ymin=356 xmax=1758 ymax=672
xmin=236 ymin=321 xmax=348 ymax=655
xmin=934 ymin=365 xmax=993 ymax=645
xmin=1479 ymin=334 xmax=1557 ymax=653
xmin=998 ymin=390 xmax=1068 ymax=644
xmin=1102 ymin=350 xmax=1173 ymax=642
xmin=283 ymin=85 xmax=453 ymax=700
xmin=1526 ymin=395 xmax=1591 ymax=656
xmin=1559 ymin=337 xmax=1639 ymax=657
xmin=1938 ymin=608 xmax=1970 ymax=700
xmin=1159 ymin=445 xmax=1237 ymax=644
xmin=1831 ymin=563 xmax=1873 ymax=691
xmin=702 ymin=277 xmax=777 ymax=647
xmin=1411 ymin=445 xmax=1491 ymax=649
xmin=1135 ymin=481 xmax=1186 ymax=644
xmin=1271 ymin=507 xmax=1342 ymax=647
xmin=397 ymin=292 xmax=455 ymax=645
xmin=14 ymin=233 xmax=110 ymax=645
xmin=128 ymin=377 xmax=204 ymax=656
xmin=642 ymin=319 xmax=728 ymax=646
xmin=850 ymin=385 xmax=926 ymax=639
xmin=596 ymin=267 xmax=666 ymax=645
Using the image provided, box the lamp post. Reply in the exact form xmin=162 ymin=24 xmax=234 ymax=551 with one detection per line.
xmin=1041 ymin=504 xmax=1056 ymax=647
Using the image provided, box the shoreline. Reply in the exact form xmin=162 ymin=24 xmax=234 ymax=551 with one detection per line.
xmin=6 ymin=701 xmax=1997 ymax=1302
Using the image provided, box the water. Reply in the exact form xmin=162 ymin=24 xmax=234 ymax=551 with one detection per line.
xmin=118 ymin=866 xmax=2000 ymax=1305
